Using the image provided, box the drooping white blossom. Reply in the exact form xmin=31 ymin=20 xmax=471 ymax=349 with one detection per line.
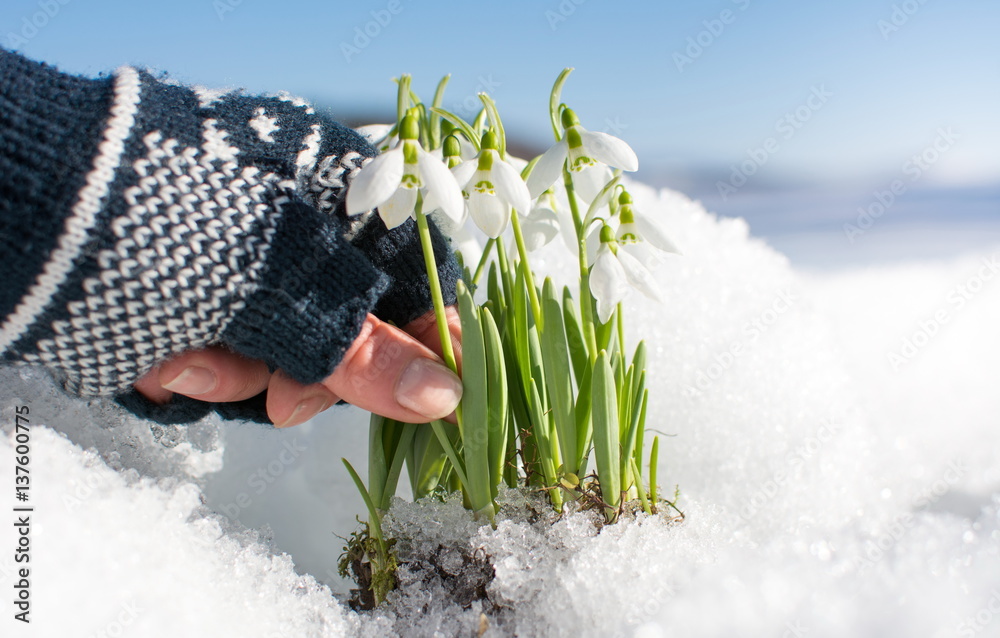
xmin=450 ymin=131 xmax=531 ymax=238
xmin=346 ymin=114 xmax=464 ymax=229
xmin=526 ymin=107 xmax=638 ymax=199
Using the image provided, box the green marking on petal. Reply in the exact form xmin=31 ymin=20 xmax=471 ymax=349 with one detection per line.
xmin=473 ymin=179 xmax=496 ymax=195
xmin=401 ymin=173 xmax=420 ymax=189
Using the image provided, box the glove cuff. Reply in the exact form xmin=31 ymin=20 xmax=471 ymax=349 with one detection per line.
xmin=221 ymin=198 xmax=389 ymax=385
xmin=351 ymin=215 xmax=460 ymax=328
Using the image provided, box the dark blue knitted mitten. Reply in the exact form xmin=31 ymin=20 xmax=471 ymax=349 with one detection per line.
xmin=0 ymin=49 xmax=458 ymax=422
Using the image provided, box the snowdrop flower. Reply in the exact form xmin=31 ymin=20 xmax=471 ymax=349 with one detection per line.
xmin=526 ymin=107 xmax=639 ymax=199
xmin=346 ymin=113 xmax=464 ymax=229
xmin=615 ymin=191 xmax=682 ymax=265
xmin=589 ymin=225 xmax=662 ymax=323
xmin=451 ymin=131 xmax=531 ymax=238
xmin=519 ymin=201 xmax=561 ymax=252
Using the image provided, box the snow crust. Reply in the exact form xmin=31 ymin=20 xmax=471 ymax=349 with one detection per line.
xmin=2 ymin=180 xmax=999 ymax=637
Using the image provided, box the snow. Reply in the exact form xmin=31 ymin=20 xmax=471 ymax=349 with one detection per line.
xmin=2 ymin=181 xmax=999 ymax=637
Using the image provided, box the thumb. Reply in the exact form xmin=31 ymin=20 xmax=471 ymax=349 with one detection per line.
xmin=321 ymin=313 xmax=463 ymax=423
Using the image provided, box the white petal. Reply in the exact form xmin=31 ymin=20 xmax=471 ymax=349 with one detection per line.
xmin=617 ymin=247 xmax=662 ymax=302
xmin=418 ymin=148 xmax=464 ymax=222
xmin=521 ymin=206 xmax=560 ymax=252
xmin=458 ymin=136 xmax=478 ymax=161
xmin=492 ymin=158 xmax=531 ymax=215
xmin=635 ymin=212 xmax=682 ymax=255
xmin=574 ymin=164 xmax=614 ymax=205
xmin=450 ymin=158 xmax=478 ymax=189
xmin=354 ymin=124 xmax=394 ymax=147
xmin=378 ymin=185 xmax=418 ymax=229
xmin=451 ymin=225 xmax=483 ymax=264
xmin=580 ymin=130 xmax=639 ymax=172
xmin=506 ymin=154 xmax=529 ymax=172
xmin=468 ymin=188 xmax=510 ymax=238
xmin=526 ymin=140 xmax=569 ymax=199
xmin=589 ymin=245 xmax=627 ymax=323
xmin=346 ymin=148 xmax=403 ymax=216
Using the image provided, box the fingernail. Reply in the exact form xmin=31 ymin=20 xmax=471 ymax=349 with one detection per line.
xmin=161 ymin=366 xmax=217 ymax=396
xmin=279 ymin=395 xmax=331 ymax=428
xmin=395 ymin=358 xmax=463 ymax=420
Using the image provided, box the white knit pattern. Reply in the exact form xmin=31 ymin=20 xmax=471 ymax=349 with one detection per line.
xmin=21 ymin=128 xmax=290 ymax=396
xmin=0 ymin=66 xmax=142 ymax=354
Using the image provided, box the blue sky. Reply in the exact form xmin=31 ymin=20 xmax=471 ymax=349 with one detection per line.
xmin=3 ymin=0 xmax=998 ymax=228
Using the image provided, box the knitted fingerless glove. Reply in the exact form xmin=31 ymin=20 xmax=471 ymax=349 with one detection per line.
xmin=0 ymin=49 xmax=459 ymax=422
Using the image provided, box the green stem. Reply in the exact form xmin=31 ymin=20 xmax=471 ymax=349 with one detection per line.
xmin=616 ymin=302 xmax=625 ymax=356
xmin=414 ymin=206 xmax=458 ymax=375
xmin=563 ymin=168 xmax=598 ymax=360
xmin=471 ymin=238 xmax=496 ymax=287
xmin=509 ymin=212 xmax=543 ymax=331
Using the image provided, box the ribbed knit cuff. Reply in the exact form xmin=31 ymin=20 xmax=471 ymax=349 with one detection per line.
xmin=221 ymin=198 xmax=389 ymax=385
xmin=351 ymin=216 xmax=460 ymax=328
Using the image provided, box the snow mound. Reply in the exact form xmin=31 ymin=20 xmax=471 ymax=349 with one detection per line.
xmin=2 ymin=181 xmax=998 ymax=637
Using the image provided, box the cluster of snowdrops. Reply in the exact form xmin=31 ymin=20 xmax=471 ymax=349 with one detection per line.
xmin=339 ymin=70 xmax=682 ymax=604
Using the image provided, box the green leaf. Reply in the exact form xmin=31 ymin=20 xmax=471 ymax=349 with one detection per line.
xmin=381 ymin=421 xmax=416 ymax=511
xmin=649 ymin=435 xmax=660 ymax=506
xmin=342 ymin=458 xmax=386 ymax=548
xmin=574 ymin=362 xmax=593 ymax=476
xmin=430 ymin=107 xmax=481 ymax=151
xmin=482 ymin=307 xmax=508 ymax=496
xmin=529 ymin=378 xmax=563 ymax=512
xmin=428 ymin=74 xmax=451 ymax=149
xmin=592 ymin=350 xmax=621 ymax=522
xmin=430 ymin=421 xmax=469 ymax=488
xmin=457 ymin=281 xmax=494 ymax=521
xmin=406 ymin=426 xmax=449 ymax=501
xmin=549 ymin=68 xmax=574 ymax=141
xmin=630 ymin=457 xmax=651 ymax=515
xmin=540 ymin=278 xmax=578 ymax=475
xmin=621 ymin=383 xmax=646 ymax=489
xmin=562 ymin=286 xmax=588 ymax=385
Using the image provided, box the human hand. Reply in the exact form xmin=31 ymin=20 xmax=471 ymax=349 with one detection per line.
xmin=133 ymin=308 xmax=462 ymax=427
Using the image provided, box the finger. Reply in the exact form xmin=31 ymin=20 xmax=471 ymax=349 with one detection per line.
xmin=322 ymin=314 xmax=463 ymax=423
xmin=266 ymin=369 xmax=339 ymax=428
xmin=156 ymin=347 xmax=272 ymax=403
xmin=134 ymin=365 xmax=173 ymax=404
xmin=403 ymin=306 xmax=463 ymax=372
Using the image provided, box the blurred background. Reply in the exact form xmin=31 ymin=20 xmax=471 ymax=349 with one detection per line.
xmin=2 ymin=0 xmax=997 ymax=267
